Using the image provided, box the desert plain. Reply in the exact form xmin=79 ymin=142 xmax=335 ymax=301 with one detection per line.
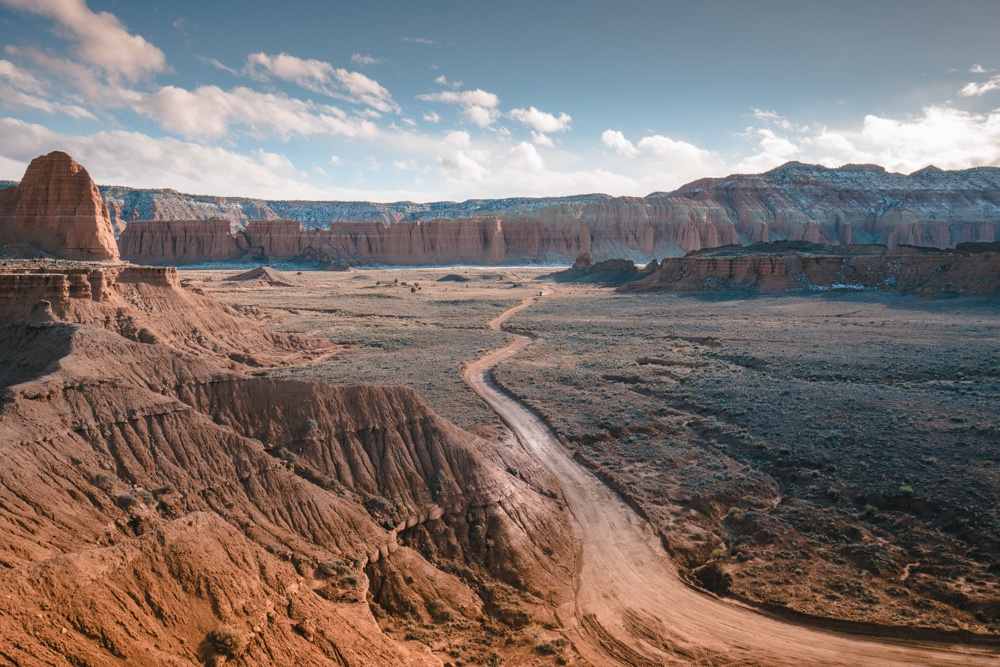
xmin=182 ymin=264 xmax=1000 ymax=664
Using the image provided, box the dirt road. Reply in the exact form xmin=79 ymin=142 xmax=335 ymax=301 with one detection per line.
xmin=462 ymin=293 xmax=999 ymax=666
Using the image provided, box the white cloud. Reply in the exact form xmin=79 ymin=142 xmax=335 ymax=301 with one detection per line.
xmin=417 ymin=88 xmax=500 ymax=127
xmin=444 ymin=130 xmax=471 ymax=148
xmin=508 ymin=142 xmax=544 ymax=172
xmin=422 ymin=111 xmax=441 ymax=123
xmin=752 ymin=108 xmax=793 ymax=130
xmin=351 ymin=53 xmax=383 ymax=66
xmin=970 ymin=64 xmax=988 ymax=74
xmin=960 ymin=74 xmax=1000 ymax=97
xmin=141 ymin=85 xmax=379 ymax=142
xmin=531 ymin=131 xmax=554 ymax=148
xmin=510 ymin=106 xmax=571 ymax=133
xmin=402 ymin=36 xmax=434 ymax=45
xmin=0 ymin=0 xmax=165 ymax=80
xmin=434 ymin=74 xmax=462 ymax=89
xmin=439 ymin=150 xmax=488 ymax=181
xmin=0 ymin=58 xmax=96 ymax=118
xmin=0 ymin=59 xmax=44 ymax=94
xmin=810 ymin=105 xmax=1000 ymax=171
xmin=246 ymin=52 xmax=399 ymax=113
xmin=0 ymin=117 xmax=334 ymax=198
xmin=602 ymin=129 xmax=638 ymax=157
xmin=329 ymin=155 xmax=343 ymax=166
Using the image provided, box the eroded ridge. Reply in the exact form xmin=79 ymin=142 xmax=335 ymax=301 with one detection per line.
xmin=463 ymin=293 xmax=1000 ymax=667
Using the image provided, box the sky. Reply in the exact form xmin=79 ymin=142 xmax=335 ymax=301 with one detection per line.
xmin=0 ymin=0 xmax=999 ymax=202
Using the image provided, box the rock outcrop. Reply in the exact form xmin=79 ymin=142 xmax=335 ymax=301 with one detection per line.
xmin=108 ymin=161 xmax=1000 ymax=267
xmin=96 ymin=185 xmax=609 ymax=231
xmin=617 ymin=242 xmax=1000 ymax=296
xmin=117 ymin=219 xmax=246 ymax=264
xmin=0 ymin=152 xmax=119 ymax=261
xmin=0 ymin=261 xmax=575 ymax=665
xmin=0 ymin=261 xmax=330 ymax=367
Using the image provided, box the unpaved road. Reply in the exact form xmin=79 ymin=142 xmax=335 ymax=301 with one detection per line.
xmin=463 ymin=293 xmax=1000 ymax=667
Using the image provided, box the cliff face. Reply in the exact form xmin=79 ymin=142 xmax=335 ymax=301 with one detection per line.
xmin=617 ymin=244 xmax=1000 ymax=296
xmin=112 ymin=162 xmax=1000 ymax=267
xmin=0 ymin=262 xmax=330 ymax=368
xmin=99 ymin=185 xmax=609 ymax=231
xmin=0 ymin=152 xmax=119 ymax=261
xmin=118 ymin=219 xmax=246 ymax=264
xmin=656 ymin=162 xmax=1000 ymax=250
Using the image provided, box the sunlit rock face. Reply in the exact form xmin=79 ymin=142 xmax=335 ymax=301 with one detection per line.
xmin=0 ymin=152 xmax=119 ymax=261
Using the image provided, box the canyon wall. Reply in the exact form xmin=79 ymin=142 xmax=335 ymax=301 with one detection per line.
xmin=109 ymin=161 xmax=1000 ymax=266
xmin=118 ymin=219 xmax=247 ymax=264
xmin=617 ymin=244 xmax=1000 ymax=296
xmin=0 ymin=151 xmax=119 ymax=261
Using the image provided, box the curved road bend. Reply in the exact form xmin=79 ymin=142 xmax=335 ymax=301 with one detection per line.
xmin=463 ymin=293 xmax=999 ymax=667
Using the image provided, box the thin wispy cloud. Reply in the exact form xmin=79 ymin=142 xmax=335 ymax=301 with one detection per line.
xmin=351 ymin=53 xmax=383 ymax=66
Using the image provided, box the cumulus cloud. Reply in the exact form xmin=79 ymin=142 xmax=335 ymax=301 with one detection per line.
xmin=351 ymin=53 xmax=383 ymax=66
xmin=970 ymin=64 xmax=988 ymax=74
xmin=508 ymin=142 xmax=544 ymax=172
xmin=732 ymin=127 xmax=800 ymax=173
xmin=422 ymin=111 xmax=441 ymax=123
xmin=601 ymin=129 xmax=638 ymax=157
xmin=960 ymin=74 xmax=1000 ymax=97
xmin=417 ymin=88 xmax=500 ymax=127
xmin=510 ymin=106 xmax=571 ymax=133
xmin=0 ymin=117 xmax=334 ymax=198
xmin=810 ymin=105 xmax=1000 ymax=171
xmin=0 ymin=0 xmax=165 ymax=80
xmin=141 ymin=85 xmax=379 ymax=142
xmin=246 ymin=52 xmax=399 ymax=113
xmin=531 ymin=131 xmax=554 ymax=148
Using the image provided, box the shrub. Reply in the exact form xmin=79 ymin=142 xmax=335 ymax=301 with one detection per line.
xmin=207 ymin=624 xmax=246 ymax=658
xmin=115 ymin=493 xmax=139 ymax=510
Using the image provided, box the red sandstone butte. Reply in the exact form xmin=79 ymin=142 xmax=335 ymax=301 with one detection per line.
xmin=0 ymin=152 xmax=119 ymax=261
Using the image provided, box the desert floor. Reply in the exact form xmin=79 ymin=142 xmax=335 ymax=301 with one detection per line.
xmin=188 ymin=266 xmax=1000 ymax=663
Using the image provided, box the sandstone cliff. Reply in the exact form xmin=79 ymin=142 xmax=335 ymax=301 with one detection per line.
xmin=0 ymin=265 xmax=575 ymax=665
xmin=617 ymin=243 xmax=1000 ymax=296
xmin=111 ymin=161 xmax=1000 ymax=267
xmin=0 ymin=152 xmax=119 ymax=261
xmin=0 ymin=261 xmax=330 ymax=368
xmin=118 ymin=219 xmax=247 ymax=264
xmin=97 ymin=184 xmax=608 ymax=231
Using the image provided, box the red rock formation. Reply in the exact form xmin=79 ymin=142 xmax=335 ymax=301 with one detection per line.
xmin=0 ymin=152 xmax=118 ymax=261
xmin=109 ymin=161 xmax=1000 ymax=266
xmin=118 ymin=219 xmax=246 ymax=263
xmin=0 ymin=262 xmax=330 ymax=367
xmin=0 ymin=262 xmax=574 ymax=664
xmin=618 ymin=245 xmax=1000 ymax=296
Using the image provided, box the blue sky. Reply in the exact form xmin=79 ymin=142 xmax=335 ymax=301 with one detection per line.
xmin=1 ymin=0 xmax=999 ymax=201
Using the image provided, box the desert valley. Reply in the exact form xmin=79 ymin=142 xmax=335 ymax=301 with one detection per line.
xmin=0 ymin=147 xmax=996 ymax=667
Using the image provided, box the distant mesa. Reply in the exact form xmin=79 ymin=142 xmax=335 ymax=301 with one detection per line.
xmin=5 ymin=151 xmax=1000 ymax=268
xmin=111 ymin=160 xmax=1000 ymax=268
xmin=0 ymin=151 xmax=119 ymax=261
xmin=615 ymin=241 xmax=1000 ymax=297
